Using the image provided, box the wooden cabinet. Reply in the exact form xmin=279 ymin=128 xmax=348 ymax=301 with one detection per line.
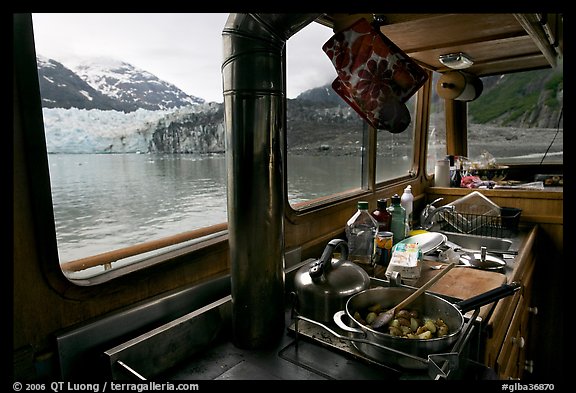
xmin=483 ymin=226 xmax=537 ymax=379
xmin=497 ymin=264 xmax=534 ymax=379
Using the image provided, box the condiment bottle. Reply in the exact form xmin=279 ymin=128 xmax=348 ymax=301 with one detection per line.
xmin=371 ymin=198 xmax=391 ymax=232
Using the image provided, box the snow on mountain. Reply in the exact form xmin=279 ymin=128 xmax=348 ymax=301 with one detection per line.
xmin=36 ymin=55 xmax=128 ymax=112
xmin=37 ymin=54 xmax=205 ymax=112
xmin=65 ymin=56 xmax=204 ymax=110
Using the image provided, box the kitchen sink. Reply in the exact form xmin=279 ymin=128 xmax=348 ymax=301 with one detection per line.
xmin=439 ymin=231 xmax=513 ymax=252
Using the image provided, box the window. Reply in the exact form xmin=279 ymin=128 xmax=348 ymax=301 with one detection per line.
xmin=286 ymin=22 xmax=367 ymax=207
xmin=286 ymin=23 xmax=424 ymax=208
xmin=467 ymin=66 xmax=563 ymax=165
xmin=426 ymin=66 xmax=563 ymax=175
xmin=32 ymin=13 xmax=230 ymax=280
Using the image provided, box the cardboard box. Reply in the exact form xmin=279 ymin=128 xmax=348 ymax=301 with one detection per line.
xmin=386 ymin=243 xmax=422 ymax=283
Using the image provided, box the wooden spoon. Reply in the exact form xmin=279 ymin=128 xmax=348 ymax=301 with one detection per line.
xmin=371 ymin=262 xmax=456 ymax=329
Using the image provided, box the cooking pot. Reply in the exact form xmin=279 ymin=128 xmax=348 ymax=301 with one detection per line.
xmin=332 ymin=283 xmax=521 ymax=369
xmin=293 ymin=239 xmax=371 ymax=324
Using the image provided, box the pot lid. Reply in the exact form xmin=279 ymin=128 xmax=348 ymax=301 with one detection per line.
xmin=459 ymin=250 xmax=506 ymax=270
xmin=295 ymin=239 xmax=370 ymax=298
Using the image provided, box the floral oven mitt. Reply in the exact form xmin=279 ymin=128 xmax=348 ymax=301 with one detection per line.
xmin=323 ymin=18 xmax=428 ymax=133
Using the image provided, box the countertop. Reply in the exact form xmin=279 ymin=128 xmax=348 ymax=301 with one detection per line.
xmin=116 ymin=227 xmax=533 ymax=381
xmin=371 ymin=226 xmax=529 ymax=321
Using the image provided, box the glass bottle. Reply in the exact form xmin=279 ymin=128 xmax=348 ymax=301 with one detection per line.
xmin=387 ymin=194 xmax=406 ymax=245
xmin=449 ymin=155 xmax=462 ymax=187
xmin=371 ymin=198 xmax=391 ymax=232
xmin=345 ymin=201 xmax=378 ymax=274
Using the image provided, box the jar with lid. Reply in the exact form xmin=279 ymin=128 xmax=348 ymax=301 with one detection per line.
xmin=435 ymin=159 xmax=450 ymax=187
xmin=345 ymin=201 xmax=378 ymax=275
xmin=371 ymin=198 xmax=391 ymax=232
xmin=387 ymin=194 xmax=406 ymax=245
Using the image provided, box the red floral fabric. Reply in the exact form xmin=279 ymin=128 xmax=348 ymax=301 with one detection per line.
xmin=323 ymin=18 xmax=428 ymax=133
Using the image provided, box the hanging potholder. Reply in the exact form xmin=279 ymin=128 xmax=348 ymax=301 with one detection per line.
xmin=323 ymin=18 xmax=428 ymax=133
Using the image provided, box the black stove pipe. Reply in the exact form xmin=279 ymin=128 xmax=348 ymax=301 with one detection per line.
xmin=222 ymin=13 xmax=322 ymax=348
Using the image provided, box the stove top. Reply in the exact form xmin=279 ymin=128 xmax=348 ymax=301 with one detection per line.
xmin=285 ymin=314 xmax=481 ymax=380
xmin=285 ymin=279 xmax=484 ymax=380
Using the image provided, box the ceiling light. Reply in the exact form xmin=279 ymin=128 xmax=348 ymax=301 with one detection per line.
xmin=439 ymin=52 xmax=474 ymax=69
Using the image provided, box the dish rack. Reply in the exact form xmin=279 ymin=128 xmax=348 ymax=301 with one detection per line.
xmin=438 ymin=210 xmax=520 ymax=238
xmin=438 ymin=191 xmax=521 ymax=238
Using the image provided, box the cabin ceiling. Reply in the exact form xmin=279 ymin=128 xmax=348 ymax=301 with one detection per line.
xmin=318 ymin=13 xmax=563 ymax=77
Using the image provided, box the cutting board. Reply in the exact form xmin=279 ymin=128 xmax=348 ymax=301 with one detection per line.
xmin=415 ymin=260 xmax=508 ymax=320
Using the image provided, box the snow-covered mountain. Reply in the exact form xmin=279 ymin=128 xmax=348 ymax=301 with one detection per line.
xmin=37 ymin=55 xmax=128 ymax=112
xmin=37 ymin=55 xmax=226 ymax=154
xmin=37 ymin=55 xmax=204 ymax=112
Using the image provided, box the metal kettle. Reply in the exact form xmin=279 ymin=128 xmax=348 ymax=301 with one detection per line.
xmin=293 ymin=238 xmax=371 ymax=324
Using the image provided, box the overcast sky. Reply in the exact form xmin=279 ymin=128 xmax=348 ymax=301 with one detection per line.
xmin=31 ymin=13 xmax=337 ymax=103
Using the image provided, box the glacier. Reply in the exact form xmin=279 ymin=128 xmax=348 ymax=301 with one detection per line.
xmin=42 ymin=104 xmax=223 ymax=154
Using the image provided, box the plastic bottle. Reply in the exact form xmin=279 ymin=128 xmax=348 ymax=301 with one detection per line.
xmin=345 ymin=201 xmax=379 ymax=273
xmin=371 ymin=198 xmax=392 ymax=232
xmin=400 ymin=185 xmax=414 ymax=232
xmin=387 ymin=194 xmax=406 ymax=245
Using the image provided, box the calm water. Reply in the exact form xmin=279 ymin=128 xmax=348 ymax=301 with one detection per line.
xmin=47 ymin=154 xmax=228 ymax=261
xmin=49 ymin=153 xmax=395 ymax=262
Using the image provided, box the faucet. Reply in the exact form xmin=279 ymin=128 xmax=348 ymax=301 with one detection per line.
xmin=419 ymin=198 xmax=456 ymax=231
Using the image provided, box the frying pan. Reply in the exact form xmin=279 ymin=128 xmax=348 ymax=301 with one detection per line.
xmin=331 ymin=283 xmax=521 ymax=369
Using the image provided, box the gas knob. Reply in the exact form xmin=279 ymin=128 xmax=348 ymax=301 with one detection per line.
xmin=528 ymin=306 xmax=538 ymax=315
xmin=524 ymin=360 xmax=534 ymax=373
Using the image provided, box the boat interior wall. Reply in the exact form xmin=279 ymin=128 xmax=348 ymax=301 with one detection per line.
xmin=56 ymin=275 xmax=231 ymax=380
